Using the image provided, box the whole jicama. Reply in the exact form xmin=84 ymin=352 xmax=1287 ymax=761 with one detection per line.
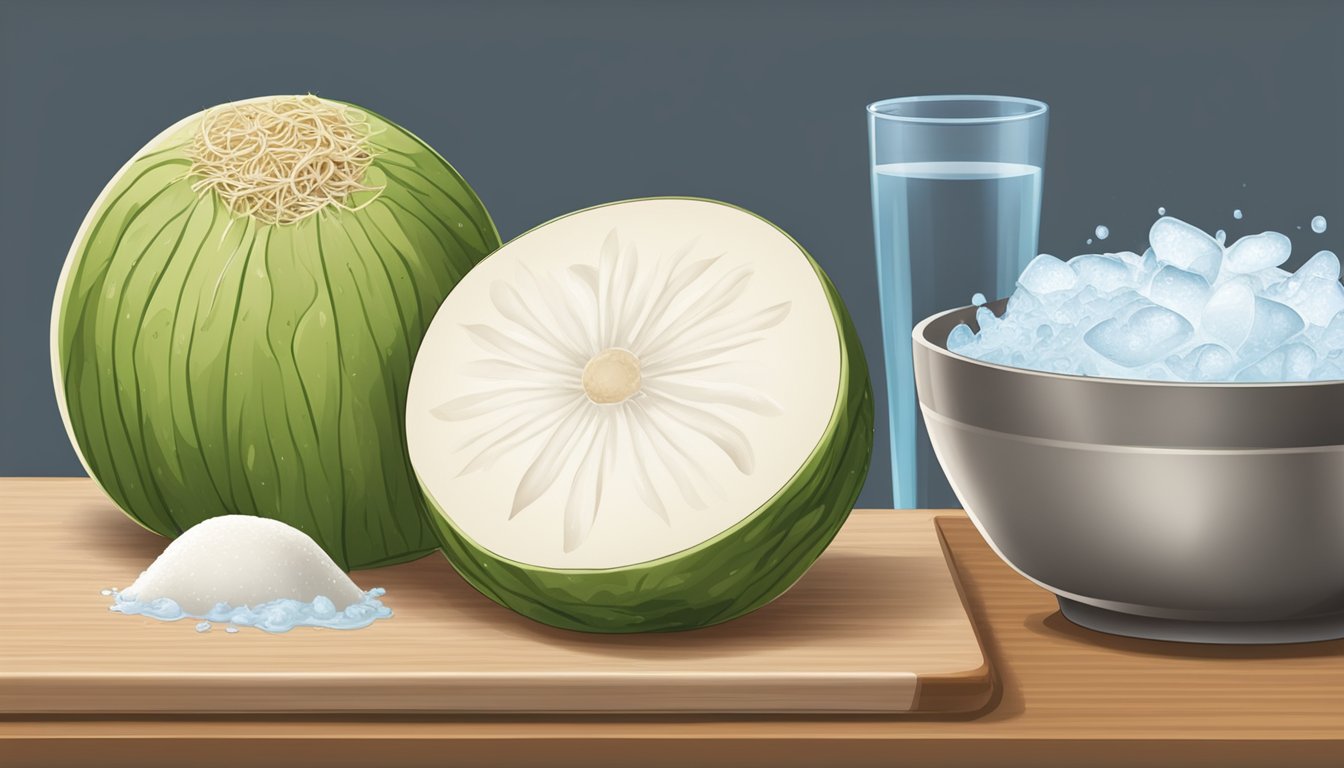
xmin=51 ymin=95 xmax=499 ymax=569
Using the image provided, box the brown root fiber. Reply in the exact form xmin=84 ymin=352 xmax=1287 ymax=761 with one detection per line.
xmin=186 ymin=95 xmax=384 ymax=226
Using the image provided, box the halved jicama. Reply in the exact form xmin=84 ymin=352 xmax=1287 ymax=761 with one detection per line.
xmin=406 ymin=198 xmax=873 ymax=632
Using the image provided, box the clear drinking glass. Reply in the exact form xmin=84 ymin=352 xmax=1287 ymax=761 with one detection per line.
xmin=868 ymin=95 xmax=1048 ymax=509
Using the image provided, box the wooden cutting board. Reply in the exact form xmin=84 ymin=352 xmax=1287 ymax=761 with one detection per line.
xmin=0 ymin=478 xmax=991 ymax=716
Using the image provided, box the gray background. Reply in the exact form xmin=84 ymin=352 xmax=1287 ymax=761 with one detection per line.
xmin=3 ymin=0 xmax=1341 ymax=508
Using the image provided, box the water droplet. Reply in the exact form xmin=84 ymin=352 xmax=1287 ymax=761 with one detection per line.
xmin=225 ymin=626 xmax=239 ymax=634
xmin=1086 ymin=238 xmax=1093 ymax=245
xmin=195 ymin=621 xmax=211 ymax=633
xmin=1095 ymin=225 xmax=1109 ymax=240
xmin=1216 ymin=229 xmax=1227 ymax=244
xmin=971 ymin=292 xmax=987 ymax=307
xmin=1233 ymin=209 xmax=1243 ymax=220
xmin=1312 ymin=215 xmax=1327 ymax=233
xmin=1158 ymin=206 xmax=1166 ymax=215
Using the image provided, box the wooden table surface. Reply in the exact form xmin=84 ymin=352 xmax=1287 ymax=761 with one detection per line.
xmin=0 ymin=479 xmax=989 ymax=717
xmin=5 ymin=478 xmax=1344 ymax=767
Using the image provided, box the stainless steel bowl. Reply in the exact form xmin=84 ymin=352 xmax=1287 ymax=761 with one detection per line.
xmin=913 ymin=300 xmax=1344 ymax=644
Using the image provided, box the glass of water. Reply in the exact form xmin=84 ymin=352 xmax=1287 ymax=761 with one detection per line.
xmin=867 ymin=95 xmax=1048 ymax=509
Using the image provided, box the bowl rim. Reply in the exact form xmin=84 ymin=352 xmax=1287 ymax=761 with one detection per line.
xmin=913 ymin=300 xmax=1344 ymax=390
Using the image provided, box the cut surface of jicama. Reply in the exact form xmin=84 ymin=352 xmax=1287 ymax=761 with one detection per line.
xmin=406 ymin=198 xmax=872 ymax=632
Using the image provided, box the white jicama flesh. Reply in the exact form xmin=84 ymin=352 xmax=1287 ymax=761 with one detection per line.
xmin=406 ymin=198 xmax=873 ymax=633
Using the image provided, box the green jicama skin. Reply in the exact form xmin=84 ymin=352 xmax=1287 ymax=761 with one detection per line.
xmin=52 ymin=95 xmax=499 ymax=569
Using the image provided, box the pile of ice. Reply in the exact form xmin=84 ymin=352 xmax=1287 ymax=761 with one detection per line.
xmin=106 ymin=515 xmax=392 ymax=633
xmin=948 ymin=216 xmax=1344 ymax=382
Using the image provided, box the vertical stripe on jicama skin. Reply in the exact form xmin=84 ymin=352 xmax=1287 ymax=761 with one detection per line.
xmin=70 ymin=162 xmax=197 ymax=534
xmin=53 ymin=99 xmax=500 ymax=569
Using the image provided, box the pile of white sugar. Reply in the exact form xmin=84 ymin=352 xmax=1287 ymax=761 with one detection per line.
xmin=106 ymin=515 xmax=391 ymax=633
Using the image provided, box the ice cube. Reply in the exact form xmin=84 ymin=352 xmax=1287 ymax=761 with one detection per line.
xmin=1201 ymin=279 xmax=1256 ymax=350
xmin=1248 ymin=266 xmax=1292 ymax=293
xmin=1237 ymin=343 xmax=1316 ymax=382
xmin=1322 ymin=312 xmax=1344 ymax=349
xmin=1317 ymin=364 xmax=1344 ymax=380
xmin=1083 ymin=288 xmax=1145 ymax=329
xmin=1114 ymin=250 xmax=1146 ymax=269
xmin=1141 ymin=364 xmax=1177 ymax=381
xmin=1312 ymin=358 xmax=1344 ymax=380
xmin=1147 ymin=265 xmax=1212 ymax=321
xmin=1166 ymin=347 xmax=1200 ymax=380
xmin=1297 ymin=250 xmax=1340 ymax=281
xmin=1223 ymin=231 xmax=1291 ymax=274
xmin=1055 ymin=285 xmax=1102 ymax=325
xmin=1149 ymin=217 xmax=1222 ymax=282
xmin=1268 ymin=250 xmax=1339 ymax=309
xmin=1284 ymin=343 xmax=1317 ymax=380
xmin=946 ymin=323 xmax=975 ymax=352
xmin=1280 ymin=276 xmax=1344 ymax=326
xmin=1005 ymin=287 xmax=1042 ymax=315
xmin=1192 ymin=344 xmax=1237 ymax=381
xmin=1070 ymin=254 xmax=1134 ymax=293
xmin=1084 ymin=305 xmax=1193 ymax=367
xmin=975 ymin=305 xmax=1000 ymax=333
xmin=1133 ymin=247 xmax=1162 ymax=284
xmin=1018 ymin=254 xmax=1079 ymax=295
xmin=1240 ymin=297 xmax=1305 ymax=360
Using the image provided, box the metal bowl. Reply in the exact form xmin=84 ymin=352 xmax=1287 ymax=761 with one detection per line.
xmin=913 ymin=301 xmax=1344 ymax=644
